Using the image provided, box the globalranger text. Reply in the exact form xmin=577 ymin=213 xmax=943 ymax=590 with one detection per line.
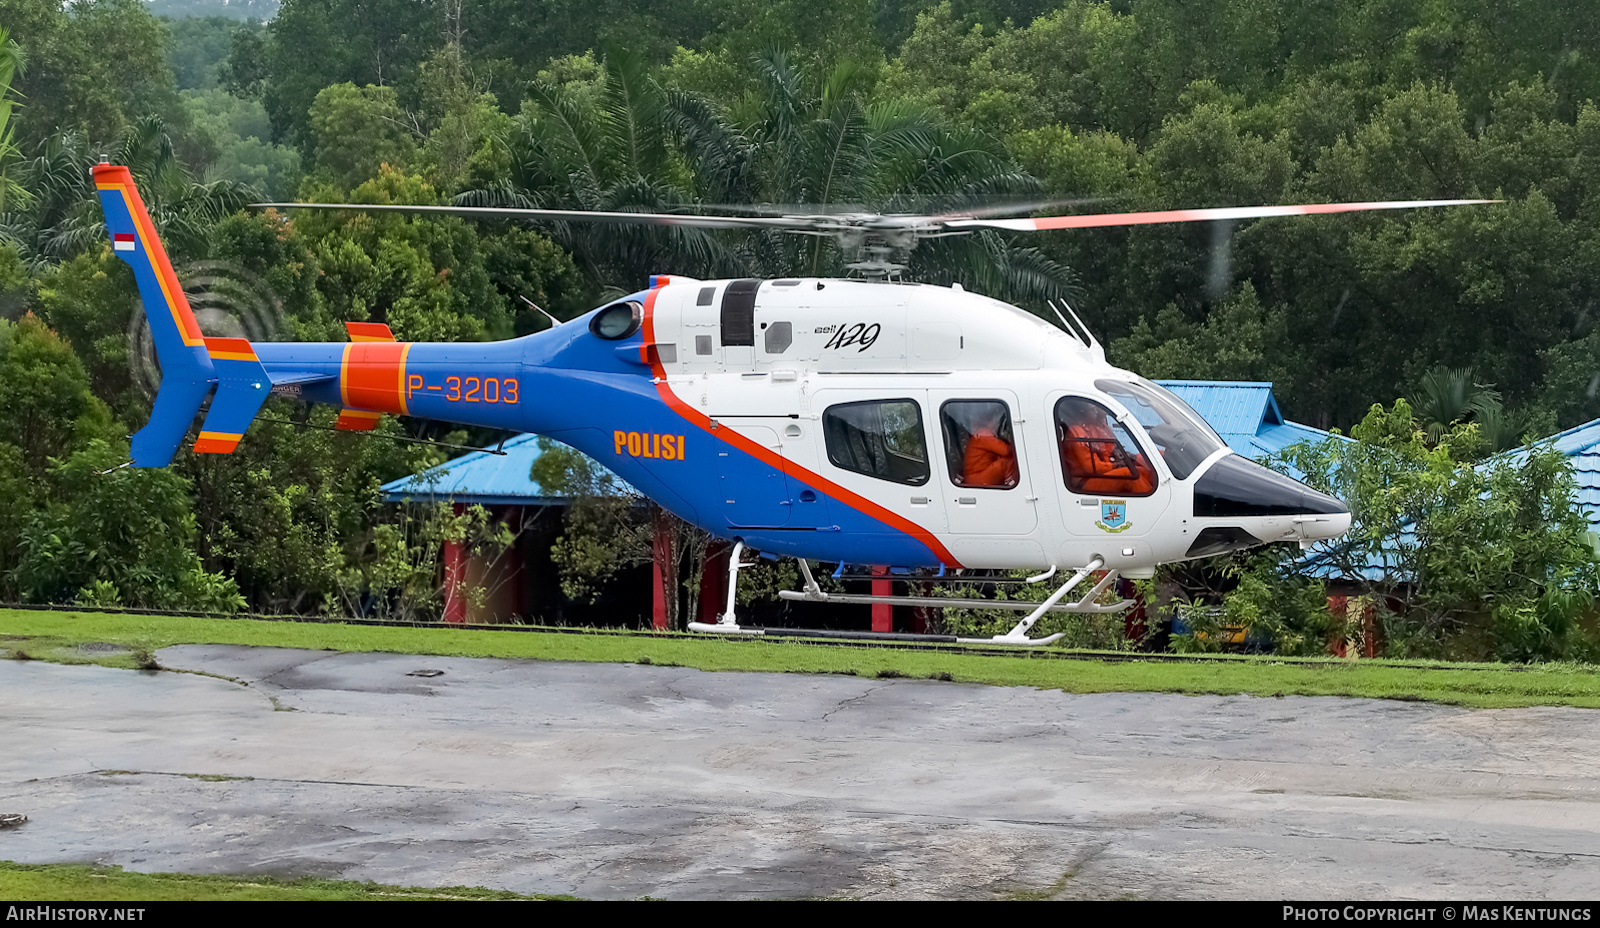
xmin=5 ymin=910 xmax=145 ymax=922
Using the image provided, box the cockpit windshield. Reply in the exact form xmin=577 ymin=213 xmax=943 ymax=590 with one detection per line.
xmin=1094 ymin=378 xmax=1226 ymax=480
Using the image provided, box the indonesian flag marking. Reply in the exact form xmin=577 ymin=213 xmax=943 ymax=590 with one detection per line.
xmin=113 ymin=232 xmax=136 ymax=251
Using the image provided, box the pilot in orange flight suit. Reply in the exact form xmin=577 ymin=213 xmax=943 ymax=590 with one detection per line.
xmin=1061 ymin=408 xmax=1157 ymax=495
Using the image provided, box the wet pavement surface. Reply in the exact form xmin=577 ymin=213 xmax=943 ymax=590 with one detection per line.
xmin=2 ymin=645 xmax=1599 ymax=899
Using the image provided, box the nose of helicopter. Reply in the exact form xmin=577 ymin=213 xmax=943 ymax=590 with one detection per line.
xmin=1192 ymin=453 xmax=1350 ymax=539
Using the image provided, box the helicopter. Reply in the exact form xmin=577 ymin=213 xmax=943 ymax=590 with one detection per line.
xmin=94 ymin=160 xmax=1490 ymax=645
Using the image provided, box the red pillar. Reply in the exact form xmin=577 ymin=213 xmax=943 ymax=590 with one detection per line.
xmin=651 ymin=506 xmax=673 ymax=630
xmin=698 ymin=541 xmax=730 ymax=624
xmin=872 ymin=565 xmax=892 ymax=633
xmin=443 ymin=503 xmax=467 ymax=625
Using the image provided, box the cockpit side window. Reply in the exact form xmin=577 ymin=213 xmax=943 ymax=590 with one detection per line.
xmin=941 ymin=400 xmax=1019 ymax=490
xmin=1054 ymin=396 xmax=1159 ymax=497
xmin=823 ymin=399 xmax=930 ymax=486
xmin=1093 ymin=378 xmax=1225 ymax=480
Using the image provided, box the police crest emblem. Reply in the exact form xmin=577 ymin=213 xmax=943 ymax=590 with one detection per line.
xmin=1096 ymin=499 xmax=1132 ymax=533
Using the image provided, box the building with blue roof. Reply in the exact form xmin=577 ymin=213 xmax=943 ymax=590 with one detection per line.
xmin=1499 ymin=417 xmax=1600 ymax=538
xmin=379 ymin=434 xmax=652 ymax=626
xmin=1154 ymin=380 xmax=1337 ymax=470
xmin=379 ymin=432 xmax=635 ymax=507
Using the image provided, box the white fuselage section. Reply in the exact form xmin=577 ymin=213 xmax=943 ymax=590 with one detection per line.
xmin=644 ymin=277 xmax=1347 ymax=572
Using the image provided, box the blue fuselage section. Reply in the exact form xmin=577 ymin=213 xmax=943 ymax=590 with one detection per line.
xmin=253 ymin=297 xmax=950 ymax=569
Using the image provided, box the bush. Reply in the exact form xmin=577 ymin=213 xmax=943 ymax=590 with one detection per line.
xmin=1226 ymin=400 xmax=1600 ymax=662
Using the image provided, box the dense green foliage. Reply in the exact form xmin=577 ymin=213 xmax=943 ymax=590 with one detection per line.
xmin=0 ymin=0 xmax=1597 ymax=652
xmin=1179 ymin=401 xmax=1600 ymax=663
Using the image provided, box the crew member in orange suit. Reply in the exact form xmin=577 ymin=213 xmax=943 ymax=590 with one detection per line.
xmin=1060 ymin=405 xmax=1157 ymax=495
xmin=961 ymin=409 xmax=1020 ymax=488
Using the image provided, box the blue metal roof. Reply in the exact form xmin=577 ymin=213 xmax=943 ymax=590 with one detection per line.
xmin=1297 ymin=417 xmax=1600 ymax=582
xmin=1155 ymin=380 xmax=1335 ymax=477
xmin=1156 ymin=380 xmax=1283 ymax=443
xmin=381 ymin=433 xmax=630 ymax=506
xmin=1489 ymin=418 xmax=1600 ymax=535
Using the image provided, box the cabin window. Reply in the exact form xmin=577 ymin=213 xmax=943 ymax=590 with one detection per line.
xmin=697 ymin=286 xmax=715 ymax=306
xmin=1054 ymin=396 xmax=1158 ymax=497
xmin=764 ymin=321 xmax=792 ymax=354
xmin=695 ymin=335 xmax=713 ymax=355
xmin=823 ymin=399 xmax=930 ymax=486
xmin=1094 ymin=378 xmax=1224 ymax=480
xmin=941 ymin=400 xmax=1018 ymax=490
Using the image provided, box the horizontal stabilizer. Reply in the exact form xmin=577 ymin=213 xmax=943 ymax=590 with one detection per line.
xmin=336 ymin=408 xmax=381 ymax=431
xmin=345 ymin=321 xmax=395 ymax=342
xmin=268 ymin=371 xmax=336 ymax=387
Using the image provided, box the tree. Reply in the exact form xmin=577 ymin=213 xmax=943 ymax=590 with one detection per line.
xmin=465 ymin=45 xmax=741 ymax=288
xmin=307 ymin=82 xmax=417 ymax=192
xmin=668 ymin=48 xmax=1077 ymax=303
xmin=1407 ymin=367 xmax=1506 ymax=448
xmin=0 ymin=24 xmax=28 ymax=213
xmin=8 ymin=115 xmax=253 ymax=265
xmin=14 ymin=438 xmax=245 ymax=612
xmin=0 ymin=0 xmax=180 ymax=145
xmin=1253 ymin=400 xmax=1600 ymax=661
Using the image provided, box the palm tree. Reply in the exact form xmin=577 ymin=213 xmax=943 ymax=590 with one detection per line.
xmin=1408 ymin=367 xmax=1524 ymax=453
xmin=667 ymin=50 xmax=1079 ymax=305
xmin=0 ymin=26 xmax=29 ymax=215
xmin=459 ymin=46 xmax=741 ymax=293
xmin=465 ymin=47 xmax=1077 ymax=304
xmin=2 ymin=115 xmax=253 ymax=267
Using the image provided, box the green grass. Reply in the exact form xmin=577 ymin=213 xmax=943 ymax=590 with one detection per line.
xmin=0 ymin=861 xmax=574 ymax=901
xmin=4 ymin=607 xmax=1600 ymax=708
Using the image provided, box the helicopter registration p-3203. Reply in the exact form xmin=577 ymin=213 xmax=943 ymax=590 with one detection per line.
xmin=96 ymin=161 xmax=1489 ymax=645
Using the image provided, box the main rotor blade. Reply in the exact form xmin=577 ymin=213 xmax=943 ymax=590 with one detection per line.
xmin=251 ymin=202 xmax=827 ymax=231
xmin=944 ymin=198 xmax=1498 ymax=232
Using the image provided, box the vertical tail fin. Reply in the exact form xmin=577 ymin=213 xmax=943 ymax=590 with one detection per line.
xmin=94 ymin=163 xmax=216 ymax=467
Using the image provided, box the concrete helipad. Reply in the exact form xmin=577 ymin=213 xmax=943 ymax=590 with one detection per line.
xmin=2 ymin=645 xmax=1599 ymax=899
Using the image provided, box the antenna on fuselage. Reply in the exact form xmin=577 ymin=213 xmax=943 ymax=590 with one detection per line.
xmin=520 ymin=295 xmax=563 ymax=329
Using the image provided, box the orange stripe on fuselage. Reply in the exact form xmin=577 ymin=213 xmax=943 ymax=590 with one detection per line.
xmin=340 ymin=341 xmax=412 ymax=415
xmin=639 ymin=288 xmax=963 ymax=568
xmin=96 ymin=174 xmax=203 ymax=348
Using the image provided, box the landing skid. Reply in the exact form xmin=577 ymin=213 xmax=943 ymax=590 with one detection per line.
xmin=686 ymin=550 xmax=1132 ymax=647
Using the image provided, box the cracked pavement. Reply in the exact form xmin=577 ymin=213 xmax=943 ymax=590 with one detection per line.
xmin=2 ymin=645 xmax=1599 ymax=899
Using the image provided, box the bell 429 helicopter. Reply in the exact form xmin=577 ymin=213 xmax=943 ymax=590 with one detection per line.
xmin=94 ymin=161 xmax=1489 ymax=645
